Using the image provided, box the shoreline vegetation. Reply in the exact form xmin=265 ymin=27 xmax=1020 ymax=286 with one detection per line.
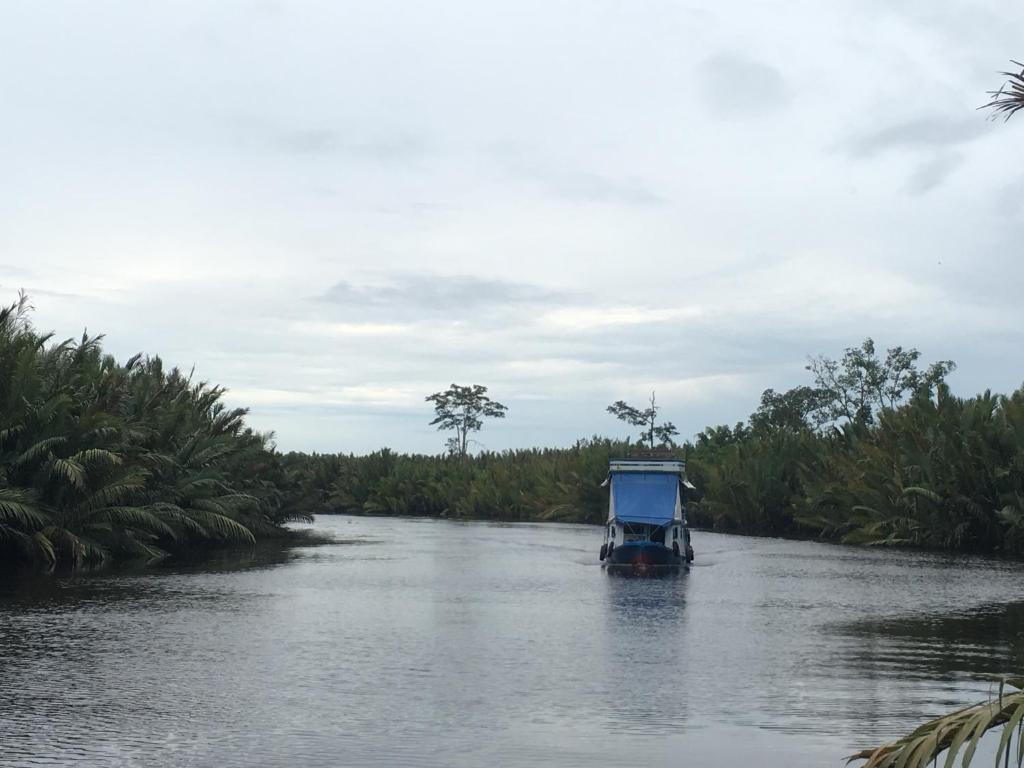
xmin=288 ymin=339 xmax=1024 ymax=560
xmin=0 ymin=293 xmax=311 ymax=573
xmin=5 ymin=292 xmax=1024 ymax=572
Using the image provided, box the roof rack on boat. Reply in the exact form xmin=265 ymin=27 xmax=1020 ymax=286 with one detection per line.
xmin=608 ymin=458 xmax=685 ymax=474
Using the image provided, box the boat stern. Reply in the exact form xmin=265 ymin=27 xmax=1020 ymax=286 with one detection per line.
xmin=604 ymin=541 xmax=683 ymax=575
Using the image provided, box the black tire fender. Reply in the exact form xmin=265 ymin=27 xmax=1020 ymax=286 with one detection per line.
xmin=599 ymin=543 xmax=608 ymax=561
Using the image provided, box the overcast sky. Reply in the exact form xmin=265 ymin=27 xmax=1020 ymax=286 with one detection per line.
xmin=2 ymin=1 xmax=1022 ymax=454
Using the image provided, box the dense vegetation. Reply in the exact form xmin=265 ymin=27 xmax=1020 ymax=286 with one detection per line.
xmin=6 ymin=288 xmax=1024 ymax=571
xmin=690 ymin=381 xmax=1024 ymax=554
xmin=841 ymin=58 xmax=1024 ymax=768
xmin=0 ymin=293 xmax=309 ymax=571
xmin=285 ymin=339 xmax=1024 ymax=558
xmin=280 ymin=438 xmax=626 ymax=524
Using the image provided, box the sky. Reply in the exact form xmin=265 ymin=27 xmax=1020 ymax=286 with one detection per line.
xmin=1 ymin=0 xmax=1022 ymax=454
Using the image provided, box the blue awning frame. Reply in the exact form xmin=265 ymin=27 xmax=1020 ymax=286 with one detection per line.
xmin=608 ymin=471 xmax=681 ymax=526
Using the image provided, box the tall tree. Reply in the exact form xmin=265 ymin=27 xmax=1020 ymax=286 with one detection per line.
xmin=806 ymin=338 xmax=955 ymax=427
xmin=748 ymin=386 xmax=828 ymax=435
xmin=425 ymin=384 xmax=507 ymax=458
xmin=606 ymin=392 xmax=678 ymax=450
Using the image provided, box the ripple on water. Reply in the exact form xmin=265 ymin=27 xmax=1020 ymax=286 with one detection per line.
xmin=2 ymin=520 xmax=1023 ymax=768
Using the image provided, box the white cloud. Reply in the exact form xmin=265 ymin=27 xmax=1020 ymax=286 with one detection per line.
xmin=539 ymin=306 xmax=704 ymax=331
xmin=3 ymin=0 xmax=1023 ymax=452
xmin=291 ymin=321 xmax=411 ymax=337
xmin=227 ymin=385 xmax=423 ymax=409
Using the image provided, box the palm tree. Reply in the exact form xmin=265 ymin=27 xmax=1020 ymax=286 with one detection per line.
xmin=0 ymin=293 xmax=310 ymax=571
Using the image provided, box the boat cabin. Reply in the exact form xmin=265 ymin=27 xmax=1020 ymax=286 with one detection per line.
xmin=600 ymin=458 xmax=694 ymax=568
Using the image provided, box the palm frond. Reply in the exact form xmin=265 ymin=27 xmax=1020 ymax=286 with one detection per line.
xmin=31 ymin=530 xmax=56 ymax=565
xmin=146 ymin=502 xmax=209 ymax=538
xmin=0 ymin=487 xmax=48 ymax=528
xmin=178 ymin=507 xmax=255 ymax=544
xmin=849 ymin=683 xmax=1024 ymax=768
xmin=14 ymin=436 xmax=66 ymax=466
xmin=79 ymin=470 xmax=149 ymax=512
xmin=50 ymin=458 xmax=87 ymax=490
xmin=70 ymin=448 xmax=123 ymax=468
xmin=89 ymin=506 xmax=176 ymax=539
xmin=0 ymin=523 xmax=52 ymax=564
xmin=982 ymin=61 xmax=1024 ymax=121
xmin=0 ymin=424 xmax=25 ymax=445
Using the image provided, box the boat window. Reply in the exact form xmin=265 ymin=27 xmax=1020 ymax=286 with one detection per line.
xmin=673 ymin=528 xmax=679 ymax=540
xmin=623 ymin=522 xmax=658 ymax=542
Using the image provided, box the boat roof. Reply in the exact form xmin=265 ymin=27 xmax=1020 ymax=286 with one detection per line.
xmin=609 ymin=458 xmax=684 ymax=474
xmin=611 ymin=471 xmax=679 ymax=525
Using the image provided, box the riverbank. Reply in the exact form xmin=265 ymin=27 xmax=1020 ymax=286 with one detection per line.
xmin=0 ymin=294 xmax=313 ymax=572
xmin=282 ymin=386 xmax=1024 ymax=558
xmin=6 ymin=290 xmax=1023 ymax=570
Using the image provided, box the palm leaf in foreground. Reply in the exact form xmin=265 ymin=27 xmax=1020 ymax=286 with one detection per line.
xmin=982 ymin=61 xmax=1024 ymax=121
xmin=849 ymin=680 xmax=1024 ymax=768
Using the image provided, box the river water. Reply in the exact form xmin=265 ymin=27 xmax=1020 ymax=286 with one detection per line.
xmin=2 ymin=516 xmax=1024 ymax=767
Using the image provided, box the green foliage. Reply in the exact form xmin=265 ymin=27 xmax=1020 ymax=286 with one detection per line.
xmin=281 ymin=437 xmax=633 ymax=525
xmin=425 ymin=383 xmax=508 ymax=458
xmin=8 ymin=297 xmax=1023 ymax=566
xmin=606 ymin=391 xmax=679 ymax=449
xmin=795 ymin=385 xmax=1024 ymax=553
xmin=0 ymin=293 xmax=309 ymax=571
xmin=749 ymin=386 xmax=827 ymax=434
xmin=850 ymin=678 xmax=1024 ymax=767
xmin=806 ymin=338 xmax=955 ymax=427
xmin=282 ymin=336 xmax=1024 ymax=559
xmin=686 ymin=342 xmax=1024 ymax=557
xmin=692 ymin=430 xmax=810 ymax=535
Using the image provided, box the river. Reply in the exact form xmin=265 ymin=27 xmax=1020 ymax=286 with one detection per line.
xmin=2 ymin=516 xmax=1023 ymax=767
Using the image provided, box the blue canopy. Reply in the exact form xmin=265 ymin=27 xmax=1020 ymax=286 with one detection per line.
xmin=611 ymin=471 xmax=679 ymax=525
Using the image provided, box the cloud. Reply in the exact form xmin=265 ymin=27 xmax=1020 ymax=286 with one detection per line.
xmin=844 ymin=115 xmax=987 ymax=193
xmin=273 ymin=130 xmax=430 ymax=162
xmin=698 ymin=53 xmax=789 ymax=118
xmin=7 ymin=0 xmax=1024 ymax=455
xmin=537 ymin=170 xmax=667 ymax=206
xmin=499 ymin=357 xmax=621 ymax=379
xmin=228 ymin=384 xmax=423 ymax=409
xmin=489 ymin=144 xmax=667 ymax=206
xmin=291 ymin=321 xmax=411 ymax=337
xmin=539 ymin=305 xmax=703 ymax=331
xmin=906 ymin=151 xmax=965 ymax=195
xmin=0 ymin=263 xmax=35 ymax=278
xmin=994 ymin=176 xmax=1024 ymax=218
xmin=15 ymin=286 xmax=86 ymax=300
xmin=846 ymin=117 xmax=988 ymax=158
xmin=318 ymin=274 xmax=574 ymax=317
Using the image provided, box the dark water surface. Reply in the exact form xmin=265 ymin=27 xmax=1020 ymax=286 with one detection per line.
xmin=3 ymin=516 xmax=1024 ymax=767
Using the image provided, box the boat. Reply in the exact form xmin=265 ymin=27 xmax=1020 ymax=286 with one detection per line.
xmin=598 ymin=458 xmax=694 ymax=574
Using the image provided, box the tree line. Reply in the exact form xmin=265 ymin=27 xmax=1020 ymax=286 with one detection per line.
xmin=291 ymin=337 xmax=1024 ymax=558
xmin=7 ymin=287 xmax=1024 ymax=570
xmin=0 ymin=293 xmax=310 ymax=572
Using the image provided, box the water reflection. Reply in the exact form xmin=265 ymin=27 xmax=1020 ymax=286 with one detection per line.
xmin=603 ymin=569 xmax=688 ymax=623
xmin=598 ymin=571 xmax=691 ymax=734
xmin=3 ymin=518 xmax=1024 ymax=768
xmin=834 ymin=601 xmax=1024 ymax=678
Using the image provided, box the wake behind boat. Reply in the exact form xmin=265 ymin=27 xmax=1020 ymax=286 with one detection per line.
xmin=598 ymin=458 xmax=694 ymax=575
